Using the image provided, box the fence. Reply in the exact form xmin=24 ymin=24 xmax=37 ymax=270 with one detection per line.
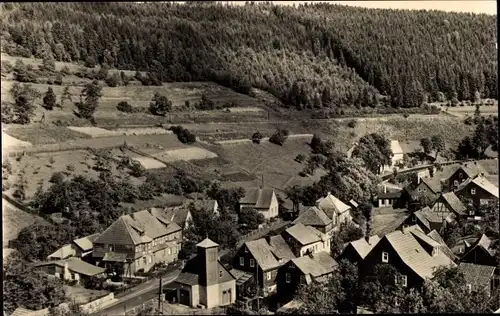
xmin=79 ymin=293 xmax=115 ymax=314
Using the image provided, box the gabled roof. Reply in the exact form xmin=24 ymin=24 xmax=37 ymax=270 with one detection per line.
xmin=316 ymin=192 xmax=351 ymax=215
xmin=458 ymin=262 xmax=496 ymax=292
xmin=268 ymin=235 xmax=296 ymax=261
xmin=291 ymin=252 xmax=337 ymax=279
xmin=285 ymin=223 xmax=327 ymax=246
xmin=73 ymin=233 xmax=100 ymax=252
xmin=292 ymin=206 xmax=332 ymax=227
xmin=245 ymin=239 xmax=281 ymax=271
xmin=34 ymin=257 xmax=105 ymax=276
xmin=348 ymin=235 xmax=381 ymax=260
xmin=384 ymin=229 xmax=456 ymax=279
xmin=407 ymin=227 xmax=441 ymax=248
xmin=95 ymin=209 xmax=181 ymax=247
xmin=419 ymin=178 xmax=441 ymax=194
xmin=436 ymin=192 xmax=467 ymax=215
xmin=427 ymin=230 xmax=458 ymax=261
xmin=390 ymin=140 xmax=404 ymax=155
xmin=470 ymin=176 xmax=499 ymax=199
xmin=164 ymin=205 xmax=191 ymax=227
xmin=47 ymin=244 xmax=76 ymax=260
xmin=197 ymin=238 xmax=218 ymax=248
xmin=94 ymin=216 xmax=140 ymax=246
xmin=413 ymin=209 xmax=431 ymax=231
xmin=464 ymin=234 xmax=497 ymax=257
xmin=460 ymin=163 xmax=489 ymax=179
xmin=239 ymin=188 xmax=275 ymax=209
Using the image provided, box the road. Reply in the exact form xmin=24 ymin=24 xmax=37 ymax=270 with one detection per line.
xmin=98 ymin=269 xmax=181 ymax=316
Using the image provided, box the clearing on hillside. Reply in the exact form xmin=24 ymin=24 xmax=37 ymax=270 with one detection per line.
xmin=3 ymin=198 xmax=50 ymax=247
xmin=151 ymin=147 xmax=218 ymax=163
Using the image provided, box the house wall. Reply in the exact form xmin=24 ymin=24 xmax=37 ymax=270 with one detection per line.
xmin=447 ymin=168 xmax=471 ymax=192
xmin=276 ymin=262 xmax=304 ymax=303
xmin=338 ymin=244 xmax=363 ymax=264
xmin=200 ymin=284 xmax=220 ymax=309
xmin=359 ymin=237 xmax=424 ymax=289
xmin=218 ymin=280 xmax=236 ymax=306
xmin=461 ymin=248 xmax=497 ymax=266
xmin=457 ymin=183 xmax=498 ymax=209
xmin=411 ymin=182 xmax=439 ymax=201
xmin=338 ymin=210 xmax=353 ymax=223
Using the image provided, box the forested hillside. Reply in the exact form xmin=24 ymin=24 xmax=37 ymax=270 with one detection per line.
xmin=1 ymin=2 xmax=496 ymax=109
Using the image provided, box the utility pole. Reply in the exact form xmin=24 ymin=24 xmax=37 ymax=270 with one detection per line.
xmin=261 ymin=174 xmax=264 ymax=188
xmin=158 ymin=275 xmax=162 ymax=311
xmin=255 ymin=263 xmax=260 ymax=311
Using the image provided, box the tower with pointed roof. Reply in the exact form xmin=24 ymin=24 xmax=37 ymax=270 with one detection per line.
xmin=197 ymin=238 xmax=220 ymax=308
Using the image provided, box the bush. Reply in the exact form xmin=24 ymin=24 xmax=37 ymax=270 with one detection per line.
xmin=347 ymin=119 xmax=357 ymax=128
xmin=269 ymin=129 xmax=289 ymax=146
xmin=116 ymin=101 xmax=133 ymax=113
xmin=295 ymin=154 xmax=306 ymax=163
xmin=105 ymin=73 xmax=121 ymax=87
xmin=54 ymin=74 xmax=63 ymax=85
xmin=130 ymin=161 xmax=146 ymax=177
xmin=66 ymin=164 xmax=75 ymax=172
xmin=169 ymin=126 xmax=196 ymax=144
xmin=251 ymin=131 xmax=264 ymax=144
xmin=49 ymin=172 xmax=65 ymax=184
xmin=52 ymin=120 xmax=69 ymax=127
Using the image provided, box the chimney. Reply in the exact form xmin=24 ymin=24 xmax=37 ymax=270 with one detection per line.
xmin=63 ymin=261 xmax=70 ymax=279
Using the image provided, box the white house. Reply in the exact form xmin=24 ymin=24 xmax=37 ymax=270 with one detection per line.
xmin=315 ymin=192 xmax=353 ymax=226
xmin=239 ymin=188 xmax=279 ymax=220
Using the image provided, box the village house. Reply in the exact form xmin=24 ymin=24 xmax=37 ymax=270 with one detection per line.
xmin=281 ymin=223 xmax=330 ymax=257
xmin=381 ymin=140 xmax=404 ymax=172
xmin=315 ymin=192 xmax=353 ymax=226
xmin=400 ymin=206 xmax=456 ymax=234
xmin=47 ymin=233 xmax=101 ymax=261
xmin=338 ymin=235 xmax=381 ymax=264
xmin=359 ymin=226 xmax=456 ymax=289
xmin=276 ymin=252 xmax=338 ymax=304
xmin=174 ymin=238 xmax=236 ymax=308
xmin=426 ymin=230 xmax=458 ymax=262
xmin=430 ymin=192 xmax=467 ymax=219
xmin=450 ymin=235 xmax=480 ymax=257
xmin=92 ymin=208 xmax=182 ymax=276
xmin=33 ymin=257 xmax=106 ymax=285
xmin=292 ymin=206 xmax=333 ymax=236
xmin=164 ymin=199 xmax=219 ymax=230
xmin=376 ymin=185 xmax=403 ymax=208
xmin=232 ymin=235 xmax=296 ymax=296
xmin=239 ymin=188 xmax=279 ymax=220
xmin=456 ymin=175 xmax=499 ymax=210
xmin=444 ymin=162 xmax=489 ymax=192
xmin=458 ymin=263 xmax=497 ymax=297
xmin=461 ymin=234 xmax=498 ymax=267
xmin=406 ymin=177 xmax=441 ymax=202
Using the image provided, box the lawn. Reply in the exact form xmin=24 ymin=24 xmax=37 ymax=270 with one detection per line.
xmin=64 ymin=285 xmax=109 ymax=305
xmin=4 ymin=124 xmax=90 ymax=145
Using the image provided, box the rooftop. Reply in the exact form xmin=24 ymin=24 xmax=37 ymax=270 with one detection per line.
xmin=316 ymin=192 xmax=351 ymax=216
xmin=384 ymin=228 xmax=456 ymax=279
xmin=196 ymin=238 xmax=218 ymax=248
xmin=285 ymin=223 xmax=327 ymax=246
xmin=426 ymin=230 xmax=458 ymax=262
xmin=436 ymin=192 xmax=467 ymax=215
xmin=471 ymin=176 xmax=499 ymax=198
xmin=34 ymin=257 xmax=105 ymax=276
xmin=73 ymin=233 xmax=100 ymax=252
xmin=291 ymin=252 xmax=337 ymax=279
xmin=349 ymin=235 xmax=381 ymax=260
xmin=391 ymin=140 xmax=404 ymax=155
xmin=239 ymin=188 xmax=275 ymax=209
xmin=292 ymin=206 xmax=332 ymax=227
xmin=245 ymin=238 xmax=282 ymax=271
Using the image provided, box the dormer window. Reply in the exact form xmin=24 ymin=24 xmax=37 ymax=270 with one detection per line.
xmin=382 ymin=252 xmax=389 ymax=263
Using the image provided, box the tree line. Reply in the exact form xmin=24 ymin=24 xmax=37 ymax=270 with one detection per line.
xmin=1 ymin=2 xmax=496 ymax=110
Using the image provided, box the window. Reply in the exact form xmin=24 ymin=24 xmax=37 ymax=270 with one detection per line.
xmin=173 ymin=247 xmax=177 ymax=254
xmin=471 ymin=188 xmax=476 ymax=195
xmin=394 ymin=275 xmax=398 ymax=284
xmin=382 ymin=252 xmax=389 ymax=263
xmin=286 ymin=273 xmax=291 ymax=283
xmin=219 ymin=270 xmax=224 ymax=278
xmin=244 ymin=247 xmax=248 ymax=253
xmin=239 ymin=257 xmax=244 ymax=266
xmin=266 ymin=272 xmax=272 ymax=280
xmin=290 ymin=262 xmax=295 ymax=268
xmin=143 ymin=257 xmax=147 ymax=265
xmin=394 ymin=298 xmax=399 ymax=307
xmin=459 ymin=173 xmax=463 ymax=179
xmin=459 ymin=247 xmax=464 ymax=254
xmin=454 ymin=180 xmax=459 ymax=186
xmin=402 ymin=275 xmax=407 ymax=287
xmin=168 ymin=248 xmax=171 ymax=255
xmin=469 ymin=210 xmax=475 ymax=216
xmin=71 ymin=273 xmax=75 ymax=280
xmin=108 ymin=245 xmax=115 ymax=252
xmin=250 ymin=259 xmax=255 ymax=268
xmin=418 ymin=188 xmax=422 ymax=193
xmin=148 ymin=256 xmax=152 ymax=264
xmin=467 ymin=284 xmax=472 ymax=293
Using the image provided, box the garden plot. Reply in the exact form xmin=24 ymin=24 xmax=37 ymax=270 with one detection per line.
xmin=228 ymin=107 xmax=264 ymax=113
xmin=67 ymin=126 xmax=124 ymax=138
xmin=111 ymin=127 xmax=173 ymax=136
xmin=131 ymin=157 xmax=167 ymax=170
xmin=4 ymin=124 xmax=90 ymax=145
xmin=151 ymin=147 xmax=218 ymax=163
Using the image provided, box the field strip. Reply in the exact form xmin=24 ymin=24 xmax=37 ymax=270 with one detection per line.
xmin=216 ymin=134 xmax=313 ymax=145
xmin=67 ymin=126 xmax=124 ymax=138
